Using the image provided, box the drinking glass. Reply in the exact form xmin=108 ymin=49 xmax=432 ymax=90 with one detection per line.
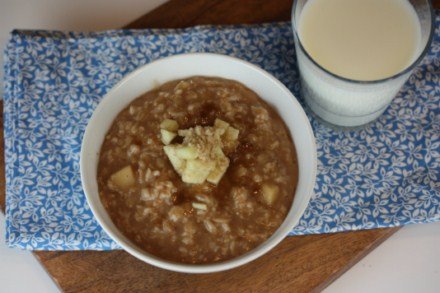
xmin=291 ymin=0 xmax=434 ymax=128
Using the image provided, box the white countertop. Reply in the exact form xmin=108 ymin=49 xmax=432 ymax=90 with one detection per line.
xmin=1 ymin=1 xmax=439 ymax=292
xmin=0 ymin=213 xmax=59 ymax=293
xmin=325 ymin=222 xmax=440 ymax=293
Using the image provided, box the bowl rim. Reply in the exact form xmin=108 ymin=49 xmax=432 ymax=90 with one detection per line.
xmin=80 ymin=52 xmax=317 ymax=273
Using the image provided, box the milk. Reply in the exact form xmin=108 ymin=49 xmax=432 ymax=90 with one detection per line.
xmin=293 ymin=0 xmax=423 ymax=127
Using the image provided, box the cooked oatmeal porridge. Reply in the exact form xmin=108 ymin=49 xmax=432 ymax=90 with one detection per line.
xmin=98 ymin=76 xmax=298 ymax=264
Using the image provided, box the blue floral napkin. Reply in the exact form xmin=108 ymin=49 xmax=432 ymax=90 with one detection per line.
xmin=4 ymin=13 xmax=439 ymax=250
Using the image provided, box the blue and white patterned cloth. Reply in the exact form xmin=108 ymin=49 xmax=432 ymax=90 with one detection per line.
xmin=4 ymin=13 xmax=440 ymax=250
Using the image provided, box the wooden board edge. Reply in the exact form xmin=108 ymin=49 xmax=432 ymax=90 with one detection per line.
xmin=315 ymin=227 xmax=399 ymax=292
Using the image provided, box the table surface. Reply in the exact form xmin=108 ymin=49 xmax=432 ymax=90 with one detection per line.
xmin=1 ymin=0 xmax=438 ymax=292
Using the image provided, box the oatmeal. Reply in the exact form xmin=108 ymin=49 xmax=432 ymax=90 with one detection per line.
xmin=98 ymin=77 xmax=298 ymax=264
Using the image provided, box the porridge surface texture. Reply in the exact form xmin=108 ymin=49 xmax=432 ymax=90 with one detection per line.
xmin=98 ymin=77 xmax=298 ymax=264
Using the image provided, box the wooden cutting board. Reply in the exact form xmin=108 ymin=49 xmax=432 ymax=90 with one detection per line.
xmin=4 ymin=0 xmax=438 ymax=291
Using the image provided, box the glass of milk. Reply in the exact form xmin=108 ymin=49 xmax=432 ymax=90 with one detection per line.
xmin=292 ymin=0 xmax=434 ymax=128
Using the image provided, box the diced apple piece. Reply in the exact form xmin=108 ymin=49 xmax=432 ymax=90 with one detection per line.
xmin=213 ymin=119 xmax=229 ymax=136
xmin=160 ymin=119 xmax=179 ymax=132
xmin=207 ymin=147 xmax=229 ymax=184
xmin=178 ymin=129 xmax=191 ymax=137
xmin=160 ymin=129 xmax=176 ymax=145
xmin=214 ymin=118 xmax=230 ymax=130
xmin=182 ymin=159 xmax=215 ymax=184
xmin=110 ymin=166 xmax=135 ymax=190
xmin=207 ymin=159 xmax=229 ymax=184
xmin=223 ymin=126 xmax=239 ymax=142
xmin=261 ymin=183 xmax=279 ymax=206
xmin=212 ymin=145 xmax=225 ymax=157
xmin=175 ymin=146 xmax=198 ymax=159
xmin=163 ymin=145 xmax=184 ymax=174
xmin=222 ymin=126 xmax=239 ymax=154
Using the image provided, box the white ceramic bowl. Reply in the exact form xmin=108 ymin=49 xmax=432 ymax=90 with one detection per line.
xmin=80 ymin=53 xmax=317 ymax=273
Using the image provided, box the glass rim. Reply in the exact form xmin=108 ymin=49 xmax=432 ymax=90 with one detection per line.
xmin=291 ymin=0 xmax=435 ymax=85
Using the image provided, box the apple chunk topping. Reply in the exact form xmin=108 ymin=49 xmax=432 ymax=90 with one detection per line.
xmin=261 ymin=183 xmax=279 ymax=206
xmin=161 ymin=119 xmax=239 ymax=184
xmin=109 ymin=165 xmax=136 ymax=190
xmin=160 ymin=119 xmax=179 ymax=145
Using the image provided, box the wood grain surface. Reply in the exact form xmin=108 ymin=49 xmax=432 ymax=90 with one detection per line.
xmin=3 ymin=0 xmax=438 ymax=291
